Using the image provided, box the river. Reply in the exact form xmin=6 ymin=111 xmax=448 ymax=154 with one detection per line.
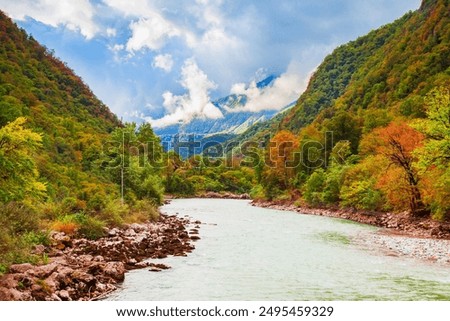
xmin=108 ymin=199 xmax=450 ymax=300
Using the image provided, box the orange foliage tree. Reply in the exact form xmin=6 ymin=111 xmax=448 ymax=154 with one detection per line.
xmin=265 ymin=130 xmax=300 ymax=191
xmin=361 ymin=121 xmax=427 ymax=216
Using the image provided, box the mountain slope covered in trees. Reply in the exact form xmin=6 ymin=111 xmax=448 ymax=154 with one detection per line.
xmin=242 ymin=0 xmax=450 ymax=219
xmin=0 ymin=11 xmax=165 ymax=270
xmin=232 ymin=0 xmax=449 ymax=146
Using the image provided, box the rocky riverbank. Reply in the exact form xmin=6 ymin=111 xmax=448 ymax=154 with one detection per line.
xmin=252 ymin=200 xmax=450 ymax=264
xmin=355 ymin=231 xmax=450 ymax=264
xmin=252 ymin=200 xmax=450 ymax=239
xmin=0 ymin=214 xmax=198 ymax=301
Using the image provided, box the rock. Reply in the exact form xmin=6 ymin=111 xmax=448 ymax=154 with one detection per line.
xmin=31 ymin=244 xmax=46 ymax=255
xmin=71 ymin=271 xmax=95 ymax=285
xmin=108 ymin=228 xmax=120 ymax=237
xmin=124 ymin=228 xmax=137 ymax=237
xmin=0 ymin=274 xmax=18 ymax=289
xmin=149 ymin=267 xmax=161 ymax=272
xmin=8 ymin=288 xmax=31 ymax=301
xmin=52 ymin=232 xmax=72 ymax=247
xmin=102 ymin=262 xmax=125 ymax=281
xmin=149 ymin=263 xmax=171 ymax=270
xmin=134 ymin=261 xmax=151 ymax=268
xmin=32 ymin=263 xmax=58 ymax=278
xmin=58 ymin=290 xmax=71 ymax=301
xmin=130 ymin=223 xmax=145 ymax=232
xmin=47 ymin=293 xmax=62 ymax=301
xmin=9 ymin=263 xmax=34 ymax=274
xmin=127 ymin=258 xmax=137 ymax=265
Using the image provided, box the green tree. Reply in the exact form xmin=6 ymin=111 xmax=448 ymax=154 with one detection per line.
xmin=0 ymin=117 xmax=46 ymax=203
xmin=413 ymin=88 xmax=450 ymax=218
xmin=413 ymin=88 xmax=450 ymax=169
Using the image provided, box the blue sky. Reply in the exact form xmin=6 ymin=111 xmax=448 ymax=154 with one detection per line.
xmin=0 ymin=0 xmax=421 ymax=128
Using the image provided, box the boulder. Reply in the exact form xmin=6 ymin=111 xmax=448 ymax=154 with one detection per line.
xmin=58 ymin=289 xmax=71 ymax=301
xmin=32 ymin=263 xmax=58 ymax=278
xmin=9 ymin=263 xmax=34 ymax=274
xmin=102 ymin=262 xmax=125 ymax=281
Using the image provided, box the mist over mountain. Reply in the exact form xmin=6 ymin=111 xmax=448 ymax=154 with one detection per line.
xmin=155 ymin=75 xmax=295 ymax=156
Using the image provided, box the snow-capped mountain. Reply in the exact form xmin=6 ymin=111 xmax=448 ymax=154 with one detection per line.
xmin=155 ymin=75 xmax=282 ymax=136
xmin=155 ymin=75 xmax=293 ymax=157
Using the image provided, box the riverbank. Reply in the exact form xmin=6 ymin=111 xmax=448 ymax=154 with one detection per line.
xmin=166 ymin=192 xmax=251 ymax=200
xmin=252 ymin=200 xmax=450 ymax=264
xmin=0 ymin=214 xmax=198 ymax=301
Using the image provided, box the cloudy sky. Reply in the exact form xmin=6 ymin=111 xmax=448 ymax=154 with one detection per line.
xmin=0 ymin=0 xmax=421 ymax=128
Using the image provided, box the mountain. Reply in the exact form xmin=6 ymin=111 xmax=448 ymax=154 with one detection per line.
xmin=0 ymin=11 xmax=122 ymax=202
xmin=156 ymin=75 xmax=282 ymax=137
xmin=231 ymin=0 xmax=449 ymax=146
xmin=155 ymin=75 xmax=294 ymax=157
xmin=282 ymin=0 xmax=449 ymax=132
xmin=235 ymin=0 xmax=450 ymax=218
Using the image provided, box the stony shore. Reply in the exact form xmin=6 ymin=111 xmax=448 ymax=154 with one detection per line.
xmin=0 ymin=214 xmax=199 ymax=301
xmin=252 ymin=200 xmax=450 ymax=264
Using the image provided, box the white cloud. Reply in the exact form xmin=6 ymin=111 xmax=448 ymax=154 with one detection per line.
xmin=146 ymin=58 xmax=223 ymax=128
xmin=152 ymin=54 xmax=174 ymax=73
xmin=229 ymin=61 xmax=311 ymax=112
xmin=104 ymin=0 xmax=193 ymax=52
xmin=0 ymin=0 xmax=99 ymax=39
xmin=106 ymin=28 xmax=116 ymax=37
xmin=126 ymin=16 xmax=181 ymax=52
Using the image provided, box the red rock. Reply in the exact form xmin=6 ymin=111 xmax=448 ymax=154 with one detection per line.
xmin=9 ymin=263 xmax=34 ymax=274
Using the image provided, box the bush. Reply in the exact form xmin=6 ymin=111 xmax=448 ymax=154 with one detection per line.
xmin=53 ymin=213 xmax=106 ymax=240
xmin=340 ymin=179 xmax=383 ymax=210
xmin=303 ymin=169 xmax=326 ymax=206
xmin=52 ymin=218 xmax=79 ymax=235
xmin=87 ymin=191 xmax=107 ymax=211
xmin=137 ymin=175 xmax=164 ymax=204
xmin=76 ymin=215 xmax=106 ymax=240
xmin=0 ymin=202 xmax=40 ymax=235
xmin=165 ymin=173 xmax=195 ymax=196
xmin=250 ymin=185 xmax=265 ymax=200
xmin=0 ymin=202 xmax=49 ymax=269
xmin=126 ymin=200 xmax=160 ymax=224
xmin=97 ymin=199 xmax=129 ymax=226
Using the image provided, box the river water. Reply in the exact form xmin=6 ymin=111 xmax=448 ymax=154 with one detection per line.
xmin=108 ymin=199 xmax=450 ymax=300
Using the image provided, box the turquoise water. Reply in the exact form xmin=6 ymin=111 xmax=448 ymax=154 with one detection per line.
xmin=108 ymin=199 xmax=450 ymax=300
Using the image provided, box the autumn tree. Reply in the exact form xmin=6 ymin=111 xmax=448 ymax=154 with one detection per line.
xmin=265 ymin=130 xmax=300 ymax=190
xmin=361 ymin=121 xmax=428 ymax=216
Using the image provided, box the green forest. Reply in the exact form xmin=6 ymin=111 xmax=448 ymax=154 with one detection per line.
xmin=0 ymin=0 xmax=449 ymax=273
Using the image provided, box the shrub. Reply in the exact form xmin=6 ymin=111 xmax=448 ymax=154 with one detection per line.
xmin=340 ymin=179 xmax=383 ymax=210
xmin=97 ymin=199 xmax=129 ymax=226
xmin=0 ymin=202 xmax=40 ymax=235
xmin=51 ymin=219 xmax=79 ymax=235
xmin=250 ymin=185 xmax=265 ymax=200
xmin=76 ymin=214 xmax=106 ymax=240
xmin=125 ymin=200 xmax=160 ymax=224
xmin=303 ymin=169 xmax=326 ymax=206
xmin=52 ymin=213 xmax=106 ymax=239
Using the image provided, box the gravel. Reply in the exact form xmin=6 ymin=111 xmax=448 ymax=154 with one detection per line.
xmin=355 ymin=231 xmax=450 ymax=265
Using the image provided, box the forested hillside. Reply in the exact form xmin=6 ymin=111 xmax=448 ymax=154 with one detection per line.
xmin=0 ymin=11 xmax=164 ymax=271
xmin=244 ymin=0 xmax=449 ymax=218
